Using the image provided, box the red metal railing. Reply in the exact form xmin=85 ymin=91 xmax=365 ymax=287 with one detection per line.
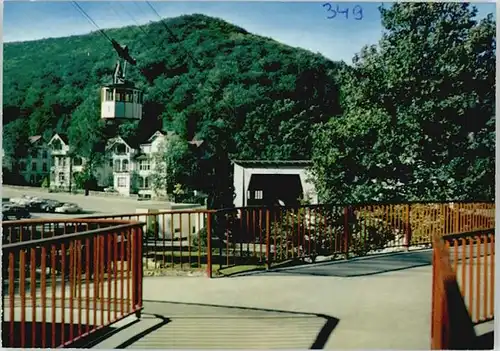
xmin=211 ymin=202 xmax=494 ymax=274
xmin=82 ymin=210 xmax=214 ymax=275
xmin=1 ymin=219 xmax=144 ymax=348
xmin=3 ymin=202 xmax=493 ymax=279
xmin=431 ymin=229 xmax=495 ymax=349
xmin=442 ymin=230 xmax=495 ymax=324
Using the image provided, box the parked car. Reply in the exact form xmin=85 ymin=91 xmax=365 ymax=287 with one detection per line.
xmin=10 ymin=195 xmax=42 ymax=209
xmin=40 ymin=199 xmax=62 ymax=213
xmin=2 ymin=204 xmax=31 ymax=220
xmin=54 ymin=203 xmax=82 ymax=214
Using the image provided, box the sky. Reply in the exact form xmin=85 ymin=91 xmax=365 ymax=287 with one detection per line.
xmin=2 ymin=1 xmax=497 ymax=64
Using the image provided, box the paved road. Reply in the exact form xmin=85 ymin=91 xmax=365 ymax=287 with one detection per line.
xmin=3 ymin=186 xmax=173 ymax=217
xmin=95 ymin=251 xmax=434 ymax=350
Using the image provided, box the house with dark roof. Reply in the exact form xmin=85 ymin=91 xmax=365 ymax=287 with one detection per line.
xmin=16 ymin=135 xmax=52 ymax=186
xmin=232 ymin=160 xmax=318 ymax=208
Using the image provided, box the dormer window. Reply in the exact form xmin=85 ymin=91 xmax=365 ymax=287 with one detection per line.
xmin=115 ymin=143 xmax=127 ymax=154
xmin=51 ymin=139 xmax=62 ymax=151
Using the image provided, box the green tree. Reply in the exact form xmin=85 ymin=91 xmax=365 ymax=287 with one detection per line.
xmin=311 ymin=3 xmax=495 ymax=203
xmin=68 ymin=95 xmax=107 ymax=159
xmin=3 ymin=119 xmax=31 ymax=173
xmin=150 ymin=134 xmax=195 ymax=200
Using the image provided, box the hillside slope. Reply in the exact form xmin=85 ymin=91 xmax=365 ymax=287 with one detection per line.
xmin=3 ymin=14 xmax=344 ymax=161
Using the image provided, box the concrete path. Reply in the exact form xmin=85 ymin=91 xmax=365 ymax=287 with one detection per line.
xmin=95 ymin=251 xmax=434 ymax=349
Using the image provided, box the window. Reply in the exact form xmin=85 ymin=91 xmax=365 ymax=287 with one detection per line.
xmin=42 ymin=163 xmax=47 ymax=172
xmin=124 ymin=92 xmax=133 ymax=102
xmin=117 ymin=177 xmax=127 ymax=188
xmin=139 ymin=159 xmax=150 ymax=171
xmin=73 ymin=157 xmax=83 ymax=166
xmin=61 ymin=158 xmax=67 ymax=167
xmin=255 ymin=190 xmax=263 ymax=200
xmin=42 ymin=150 xmax=48 ymax=158
xmin=122 ymin=159 xmax=129 ymax=172
xmin=115 ymin=144 xmax=126 ymax=154
xmin=58 ymin=172 xmax=65 ymax=183
xmin=114 ymin=160 xmax=121 ymax=172
xmin=106 ymin=89 xmax=114 ymax=101
xmin=115 ymin=89 xmax=125 ymax=102
xmin=31 ymin=162 xmax=37 ymax=171
xmin=109 ymin=159 xmax=113 ymax=167
xmin=51 ymin=139 xmax=62 ymax=151
xmin=192 ymin=226 xmax=196 ymax=234
xmin=139 ymin=176 xmax=150 ymax=189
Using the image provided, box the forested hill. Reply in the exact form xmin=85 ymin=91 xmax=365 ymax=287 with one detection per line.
xmin=3 ymin=14 xmax=344 ymax=161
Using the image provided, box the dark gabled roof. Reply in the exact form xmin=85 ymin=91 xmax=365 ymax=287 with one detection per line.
xmin=232 ymin=160 xmax=312 ymax=168
xmin=122 ymin=136 xmax=140 ymax=149
xmin=58 ymin=133 xmax=69 ymax=144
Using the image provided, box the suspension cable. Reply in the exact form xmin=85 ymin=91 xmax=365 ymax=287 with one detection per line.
xmin=71 ymin=1 xmax=114 ymax=44
xmin=144 ymin=1 xmax=201 ymax=68
xmin=115 ymin=2 xmax=150 ymax=37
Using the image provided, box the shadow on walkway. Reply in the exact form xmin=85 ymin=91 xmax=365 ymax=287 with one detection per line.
xmin=230 ymin=250 xmax=433 ymax=278
xmin=97 ymin=300 xmax=340 ymax=349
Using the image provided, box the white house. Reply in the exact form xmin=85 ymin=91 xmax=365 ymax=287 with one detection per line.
xmin=106 ymin=136 xmax=138 ymax=196
xmin=135 ymin=130 xmax=176 ymax=199
xmin=39 ymin=130 xmax=202 ymax=198
xmin=232 ymin=160 xmax=318 ymax=208
xmin=48 ymin=133 xmax=84 ymax=190
xmin=48 ymin=133 xmax=108 ymax=191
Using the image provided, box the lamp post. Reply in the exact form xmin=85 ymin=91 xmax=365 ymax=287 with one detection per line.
xmin=68 ymin=150 xmax=73 ymax=194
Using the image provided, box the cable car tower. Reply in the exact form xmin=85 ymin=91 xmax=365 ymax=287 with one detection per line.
xmin=101 ymin=39 xmax=143 ymax=122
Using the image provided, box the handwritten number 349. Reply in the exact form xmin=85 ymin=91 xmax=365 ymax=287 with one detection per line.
xmin=322 ymin=3 xmax=363 ymax=20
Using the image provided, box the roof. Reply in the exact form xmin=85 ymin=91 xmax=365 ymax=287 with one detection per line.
xmin=122 ymin=136 xmax=140 ymax=149
xmin=28 ymin=135 xmax=42 ymax=144
xmin=48 ymin=133 xmax=69 ymax=145
xmin=232 ymin=160 xmax=312 ymax=168
xmin=188 ymin=139 xmax=204 ymax=148
xmin=102 ymin=81 xmax=138 ymax=89
xmin=106 ymin=136 xmax=139 ymax=150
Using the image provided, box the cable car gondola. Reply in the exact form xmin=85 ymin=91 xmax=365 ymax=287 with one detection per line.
xmin=100 ymin=39 xmax=143 ymax=121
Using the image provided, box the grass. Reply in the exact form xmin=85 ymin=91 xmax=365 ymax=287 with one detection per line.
xmin=214 ymin=264 xmax=266 ymax=277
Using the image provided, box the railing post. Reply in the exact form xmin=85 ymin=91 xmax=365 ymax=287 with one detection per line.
xmin=404 ymin=204 xmax=412 ymax=251
xmin=344 ymin=206 xmax=349 ymax=259
xmin=131 ymin=227 xmax=142 ymax=319
xmin=206 ymin=212 xmax=213 ymax=278
xmin=265 ymin=209 xmax=271 ymax=269
xmin=138 ymin=225 xmax=143 ymax=317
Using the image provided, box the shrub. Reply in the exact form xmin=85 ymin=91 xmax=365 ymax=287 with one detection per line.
xmin=191 ymin=227 xmax=208 ymax=249
xmin=41 ymin=177 xmax=50 ymax=188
